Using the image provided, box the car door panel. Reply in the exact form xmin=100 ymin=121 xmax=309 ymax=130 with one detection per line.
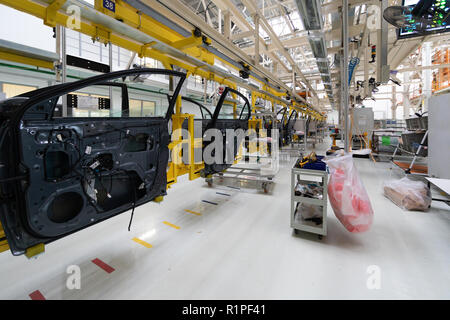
xmin=202 ymin=88 xmax=251 ymax=176
xmin=0 ymin=68 xmax=185 ymax=255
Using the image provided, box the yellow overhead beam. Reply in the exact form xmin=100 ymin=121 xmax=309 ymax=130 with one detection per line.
xmin=95 ymin=0 xmax=183 ymax=43
xmin=172 ymin=34 xmax=204 ymax=51
xmin=0 ymin=0 xmax=237 ymax=88
xmin=0 ymin=0 xmax=324 ymax=119
xmin=95 ymin=0 xmax=287 ymax=100
xmin=95 ymin=0 xmax=214 ymax=65
xmin=0 ymin=0 xmax=296 ymax=108
xmin=0 ymin=51 xmax=54 ymax=69
xmin=0 ymin=222 xmax=9 ymax=254
xmin=44 ymin=0 xmax=66 ymax=27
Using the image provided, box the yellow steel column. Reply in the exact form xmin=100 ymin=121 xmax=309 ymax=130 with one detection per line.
xmin=0 ymin=221 xmax=9 ymax=253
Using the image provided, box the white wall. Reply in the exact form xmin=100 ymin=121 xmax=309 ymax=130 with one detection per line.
xmin=363 ymin=99 xmax=391 ymax=119
xmin=0 ymin=5 xmax=55 ymax=52
xmin=327 ymin=110 xmax=339 ymax=125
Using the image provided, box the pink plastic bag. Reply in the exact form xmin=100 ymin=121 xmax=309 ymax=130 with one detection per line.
xmin=325 ymin=154 xmax=374 ymax=232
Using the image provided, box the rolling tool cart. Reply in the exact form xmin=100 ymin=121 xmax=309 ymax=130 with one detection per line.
xmin=291 ymin=154 xmax=328 ymax=239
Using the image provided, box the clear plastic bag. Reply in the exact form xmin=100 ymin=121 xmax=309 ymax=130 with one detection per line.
xmin=383 ymin=177 xmax=431 ymax=211
xmin=294 ymin=182 xmax=323 ymax=199
xmin=325 ymin=154 xmax=374 ymax=233
xmin=295 ymin=203 xmax=323 ymax=225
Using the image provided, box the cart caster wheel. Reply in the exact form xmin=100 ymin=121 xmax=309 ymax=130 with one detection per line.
xmin=318 ymin=235 xmax=323 ymax=240
xmin=262 ymin=183 xmax=268 ymax=193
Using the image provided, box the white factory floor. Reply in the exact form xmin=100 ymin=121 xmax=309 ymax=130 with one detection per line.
xmin=0 ymin=137 xmax=449 ymax=300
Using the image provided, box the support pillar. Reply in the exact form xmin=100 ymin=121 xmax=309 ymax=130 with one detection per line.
xmin=422 ymin=41 xmax=432 ymax=112
xmin=342 ymin=0 xmax=350 ymax=152
xmin=273 ymin=61 xmax=278 ymax=75
xmin=403 ymin=71 xmax=411 ymax=119
xmin=253 ymin=13 xmax=260 ymax=65
xmin=60 ymin=26 xmax=67 ymax=117
xmin=391 ymin=85 xmax=397 ymax=120
xmin=224 ymin=10 xmax=231 ymax=40
xmin=218 ymin=8 xmax=222 ymax=34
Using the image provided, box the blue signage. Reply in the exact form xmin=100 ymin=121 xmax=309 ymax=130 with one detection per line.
xmin=103 ymin=0 xmax=116 ymax=13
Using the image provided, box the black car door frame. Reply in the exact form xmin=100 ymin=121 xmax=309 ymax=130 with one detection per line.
xmin=0 ymin=68 xmax=186 ymax=256
xmin=201 ymin=87 xmax=251 ymax=176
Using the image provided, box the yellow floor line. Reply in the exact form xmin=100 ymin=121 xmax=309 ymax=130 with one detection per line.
xmin=163 ymin=221 xmax=181 ymax=230
xmin=132 ymin=237 xmax=152 ymax=248
xmin=185 ymin=209 xmax=202 ymax=216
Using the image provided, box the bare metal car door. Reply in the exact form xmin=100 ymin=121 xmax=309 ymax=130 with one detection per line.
xmin=0 ymin=68 xmax=186 ymax=256
xmin=201 ymin=87 xmax=251 ymax=176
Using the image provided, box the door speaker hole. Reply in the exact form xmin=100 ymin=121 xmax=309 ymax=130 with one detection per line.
xmin=49 ymin=192 xmax=83 ymax=223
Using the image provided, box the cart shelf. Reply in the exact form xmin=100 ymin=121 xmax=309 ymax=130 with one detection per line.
xmin=291 ymin=166 xmax=328 ymax=237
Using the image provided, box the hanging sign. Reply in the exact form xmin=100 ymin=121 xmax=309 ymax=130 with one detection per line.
xmin=103 ymin=0 xmax=116 ymax=13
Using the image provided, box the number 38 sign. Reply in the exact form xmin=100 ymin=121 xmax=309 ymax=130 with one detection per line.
xmin=103 ymin=0 xmax=116 ymax=13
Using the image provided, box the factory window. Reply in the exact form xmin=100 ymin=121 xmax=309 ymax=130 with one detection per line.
xmin=143 ymin=58 xmax=159 ymax=69
xmin=51 ymin=84 xmax=124 ymax=118
xmin=218 ymin=90 xmax=250 ymax=120
xmin=129 ymin=99 xmax=142 ymax=117
xmin=142 ymin=101 xmax=156 ymax=116
xmin=129 ymin=100 xmax=156 ymax=117
xmin=44 ymin=71 xmax=180 ymax=119
xmin=3 ymin=83 xmax=37 ymax=99
xmin=53 ymin=86 xmax=163 ymax=118
xmin=181 ymin=98 xmax=208 ymax=119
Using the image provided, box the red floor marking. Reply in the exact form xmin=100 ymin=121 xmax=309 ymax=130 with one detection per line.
xmin=92 ymin=258 xmax=115 ymax=273
xmin=29 ymin=290 xmax=46 ymax=300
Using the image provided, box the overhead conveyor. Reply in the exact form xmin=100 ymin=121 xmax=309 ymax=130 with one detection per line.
xmin=0 ymin=39 xmax=59 ymax=70
xmin=0 ymin=0 xmax=325 ymax=193
xmin=0 ymin=0 xmax=326 ymax=117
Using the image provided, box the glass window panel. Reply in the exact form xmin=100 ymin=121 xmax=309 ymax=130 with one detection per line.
xmin=217 ymin=91 xmax=250 ymax=120
xmin=142 ymin=101 xmax=156 ymax=117
xmin=129 ymin=99 xmax=142 ymax=117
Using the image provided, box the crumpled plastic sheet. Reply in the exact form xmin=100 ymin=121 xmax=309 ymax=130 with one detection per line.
xmin=383 ymin=177 xmax=431 ymax=211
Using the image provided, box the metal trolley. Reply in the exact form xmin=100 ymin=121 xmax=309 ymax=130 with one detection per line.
xmin=291 ymin=167 xmax=328 ymax=239
xmin=206 ymin=112 xmax=279 ymax=194
xmin=206 ymin=165 xmax=275 ymax=193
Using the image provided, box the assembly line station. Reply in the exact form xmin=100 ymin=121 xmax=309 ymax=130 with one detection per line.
xmin=0 ymin=0 xmax=449 ymax=300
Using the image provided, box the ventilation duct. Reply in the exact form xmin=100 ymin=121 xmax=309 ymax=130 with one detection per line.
xmin=295 ymin=0 xmax=336 ymax=108
xmin=295 ymin=0 xmax=323 ymax=30
xmin=308 ymin=36 xmax=327 ymax=59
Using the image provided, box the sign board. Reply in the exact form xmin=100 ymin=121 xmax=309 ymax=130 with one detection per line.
xmin=77 ymin=96 xmax=100 ymax=111
xmin=103 ymin=0 xmax=116 ymax=13
xmin=398 ymin=0 xmax=450 ymax=39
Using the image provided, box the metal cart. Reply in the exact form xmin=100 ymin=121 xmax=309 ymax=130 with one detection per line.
xmin=291 ymin=167 xmax=328 ymax=238
xmin=206 ymin=165 xmax=275 ymax=193
xmin=206 ymin=125 xmax=279 ymax=194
